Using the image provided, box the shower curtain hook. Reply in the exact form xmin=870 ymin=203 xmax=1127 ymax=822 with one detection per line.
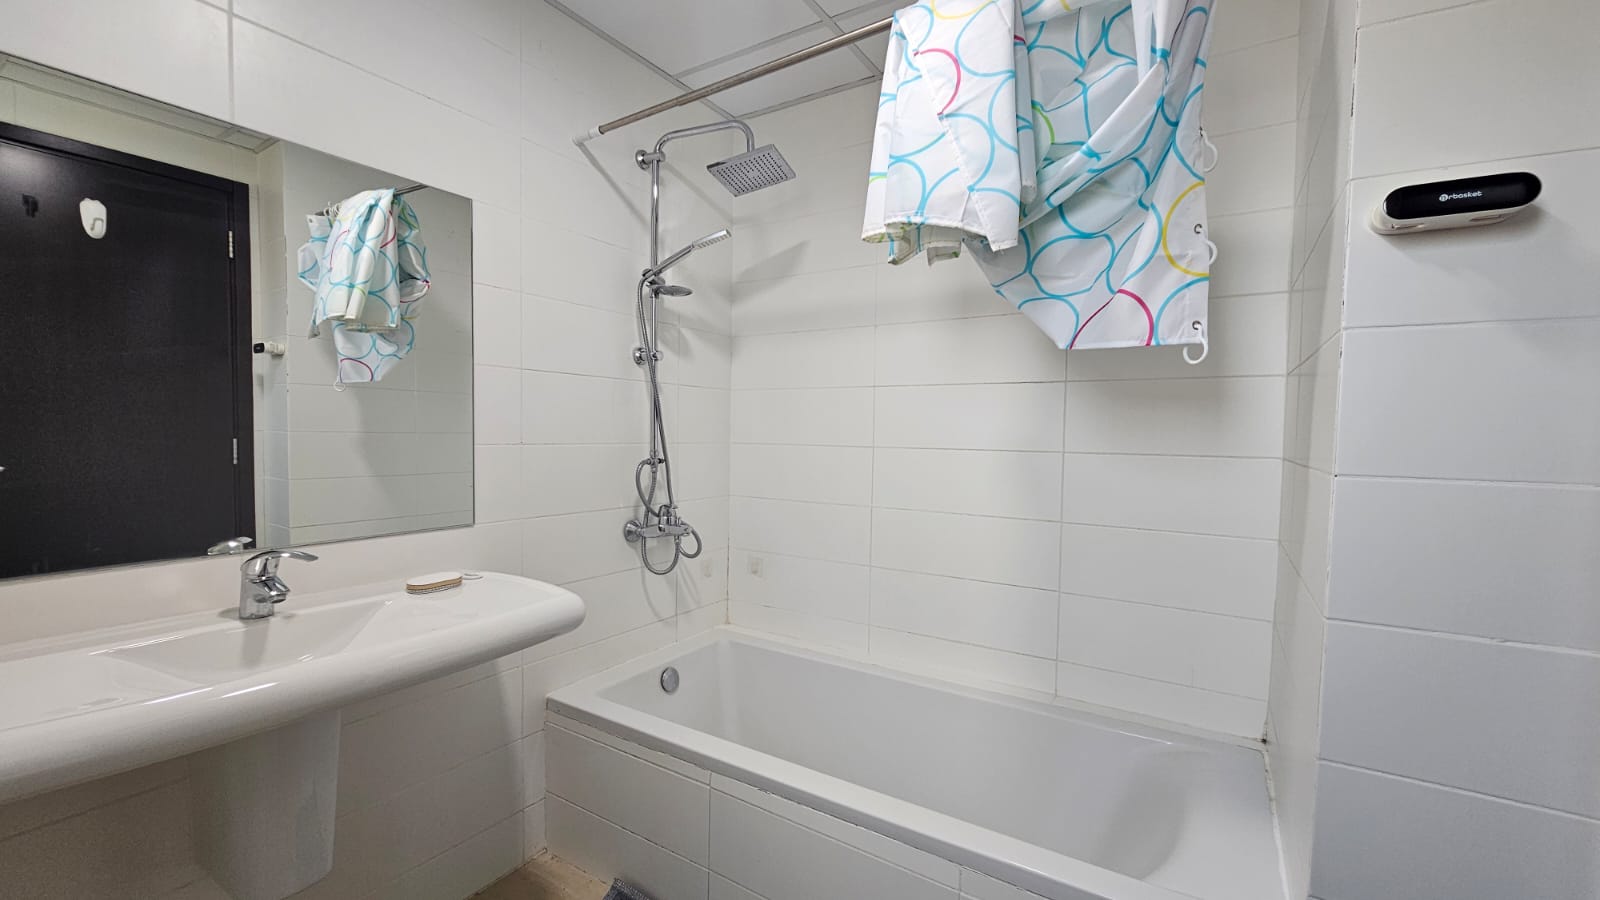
xmin=1199 ymin=128 xmax=1219 ymax=173
xmin=1182 ymin=320 xmax=1209 ymax=365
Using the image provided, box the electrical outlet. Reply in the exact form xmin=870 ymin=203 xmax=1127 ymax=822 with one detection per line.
xmin=747 ymin=555 xmax=764 ymax=577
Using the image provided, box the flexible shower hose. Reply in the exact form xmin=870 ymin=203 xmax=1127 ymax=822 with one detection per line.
xmin=632 ymin=273 xmax=702 ymax=576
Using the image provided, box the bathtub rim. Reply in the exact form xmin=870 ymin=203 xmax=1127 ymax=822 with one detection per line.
xmin=546 ymin=626 xmax=1278 ymax=900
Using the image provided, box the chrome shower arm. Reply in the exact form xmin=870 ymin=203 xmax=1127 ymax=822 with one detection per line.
xmin=648 ymin=120 xmax=756 ymax=159
xmin=638 ymin=120 xmax=749 ymax=268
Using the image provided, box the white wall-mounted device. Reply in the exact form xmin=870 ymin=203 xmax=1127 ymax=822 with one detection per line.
xmin=78 ymin=197 xmax=107 ymax=239
xmin=1370 ymin=172 xmax=1541 ymax=235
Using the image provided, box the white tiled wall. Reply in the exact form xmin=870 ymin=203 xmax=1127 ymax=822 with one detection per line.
xmin=0 ymin=0 xmax=731 ymax=897
xmin=1262 ymin=1 xmax=1600 ymax=898
xmin=724 ymin=0 xmax=1300 ymax=739
xmin=545 ymin=715 xmax=1048 ymax=900
xmin=1314 ymin=165 xmax=1600 ymax=900
xmin=1262 ymin=0 xmax=1354 ymax=893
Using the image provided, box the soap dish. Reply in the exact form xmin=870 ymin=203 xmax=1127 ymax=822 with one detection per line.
xmin=406 ymin=571 xmax=464 ymax=594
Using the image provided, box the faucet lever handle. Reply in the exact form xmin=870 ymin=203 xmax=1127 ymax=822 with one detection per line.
xmin=241 ymin=549 xmax=319 ymax=580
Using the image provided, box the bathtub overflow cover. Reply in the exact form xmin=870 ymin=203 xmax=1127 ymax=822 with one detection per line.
xmin=660 ymin=666 xmax=680 ymax=694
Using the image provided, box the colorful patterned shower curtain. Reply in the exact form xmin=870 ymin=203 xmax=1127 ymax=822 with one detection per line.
xmin=863 ymin=0 xmax=1216 ymax=351
xmin=299 ymin=189 xmax=432 ymax=384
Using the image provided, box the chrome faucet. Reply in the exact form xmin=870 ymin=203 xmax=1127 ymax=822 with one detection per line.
xmin=239 ymin=550 xmax=319 ymax=620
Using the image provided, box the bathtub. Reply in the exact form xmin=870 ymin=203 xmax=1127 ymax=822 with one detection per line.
xmin=546 ymin=629 xmax=1284 ymax=900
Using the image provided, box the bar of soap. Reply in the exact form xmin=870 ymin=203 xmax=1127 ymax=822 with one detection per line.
xmin=406 ymin=571 xmax=464 ymax=594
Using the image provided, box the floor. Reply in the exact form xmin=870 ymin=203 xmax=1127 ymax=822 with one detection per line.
xmin=474 ymin=854 xmax=609 ymax=900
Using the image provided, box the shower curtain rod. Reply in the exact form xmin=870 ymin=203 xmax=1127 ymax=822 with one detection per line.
xmin=573 ymin=16 xmax=893 ymax=145
xmin=315 ymin=183 xmax=429 ymax=217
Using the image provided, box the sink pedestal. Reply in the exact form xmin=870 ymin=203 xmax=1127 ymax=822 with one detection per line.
xmin=191 ymin=711 xmax=341 ymax=900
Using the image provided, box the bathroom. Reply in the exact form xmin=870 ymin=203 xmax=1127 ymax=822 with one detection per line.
xmin=0 ymin=0 xmax=1593 ymax=898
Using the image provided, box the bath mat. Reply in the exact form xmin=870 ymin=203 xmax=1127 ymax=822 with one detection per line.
xmin=602 ymin=879 xmax=654 ymax=900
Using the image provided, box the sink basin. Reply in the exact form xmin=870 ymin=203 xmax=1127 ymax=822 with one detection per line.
xmin=103 ymin=600 xmax=387 ymax=682
xmin=0 ymin=572 xmax=584 ymax=805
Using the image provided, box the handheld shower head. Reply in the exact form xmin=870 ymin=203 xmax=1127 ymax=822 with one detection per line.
xmin=689 ymin=229 xmax=731 ymax=250
xmin=648 ymin=229 xmax=731 ymax=278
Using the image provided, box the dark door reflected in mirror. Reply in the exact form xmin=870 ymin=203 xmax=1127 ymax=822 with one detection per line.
xmin=0 ymin=124 xmax=253 ymax=578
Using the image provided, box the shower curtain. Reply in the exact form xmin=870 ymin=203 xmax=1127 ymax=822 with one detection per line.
xmin=862 ymin=0 xmax=1216 ymax=351
xmin=299 ymin=189 xmax=432 ymax=384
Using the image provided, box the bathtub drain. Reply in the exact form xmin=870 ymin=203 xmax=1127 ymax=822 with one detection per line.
xmin=659 ymin=666 xmax=680 ymax=694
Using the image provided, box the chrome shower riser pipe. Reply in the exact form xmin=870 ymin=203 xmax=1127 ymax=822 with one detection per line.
xmin=625 ymin=119 xmax=783 ymax=575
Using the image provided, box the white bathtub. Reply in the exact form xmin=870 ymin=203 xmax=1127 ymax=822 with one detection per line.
xmin=546 ymin=629 xmax=1283 ymax=900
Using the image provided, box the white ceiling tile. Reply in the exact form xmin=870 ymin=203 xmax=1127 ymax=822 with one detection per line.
xmin=833 ymin=3 xmax=897 ymax=72
xmin=558 ymin=0 xmax=824 ymax=74
xmin=681 ymin=25 xmax=875 ymax=116
xmin=816 ymin=0 xmax=892 ymax=15
xmin=680 ymin=25 xmax=836 ymax=83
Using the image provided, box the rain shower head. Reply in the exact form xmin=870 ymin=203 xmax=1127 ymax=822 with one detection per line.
xmin=707 ymin=145 xmax=796 ymax=196
xmin=648 ymin=229 xmax=731 ymax=278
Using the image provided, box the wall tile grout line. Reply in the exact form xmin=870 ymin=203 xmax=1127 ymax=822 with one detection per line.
xmin=1327 ymin=618 xmax=1600 ymax=660
xmin=1318 ymin=760 xmax=1600 ymax=825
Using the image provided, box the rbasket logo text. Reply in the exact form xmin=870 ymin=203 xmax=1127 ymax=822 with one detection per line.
xmin=1439 ymin=190 xmax=1483 ymax=202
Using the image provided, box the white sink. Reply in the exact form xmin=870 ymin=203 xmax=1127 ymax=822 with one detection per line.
xmin=103 ymin=600 xmax=386 ymax=682
xmin=0 ymin=571 xmax=583 ymax=899
xmin=0 ymin=572 xmax=584 ymax=805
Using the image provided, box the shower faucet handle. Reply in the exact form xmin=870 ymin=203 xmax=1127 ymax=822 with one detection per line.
xmin=624 ymin=506 xmax=695 ymax=543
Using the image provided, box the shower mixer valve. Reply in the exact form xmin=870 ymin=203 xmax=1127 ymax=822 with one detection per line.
xmin=623 ymin=506 xmax=696 ymax=543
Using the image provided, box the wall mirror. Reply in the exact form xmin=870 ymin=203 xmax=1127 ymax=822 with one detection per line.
xmin=0 ymin=55 xmax=475 ymax=579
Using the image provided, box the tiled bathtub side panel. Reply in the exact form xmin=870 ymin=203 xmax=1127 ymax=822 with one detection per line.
xmin=708 ymin=787 xmax=958 ymax=900
xmin=545 ymin=724 xmax=712 ymax=900
xmin=545 ymin=725 xmax=1086 ymax=900
xmin=545 ymin=725 xmax=711 ymax=866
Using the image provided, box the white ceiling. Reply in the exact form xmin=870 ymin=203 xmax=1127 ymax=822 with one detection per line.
xmin=550 ymin=0 xmax=898 ymax=118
